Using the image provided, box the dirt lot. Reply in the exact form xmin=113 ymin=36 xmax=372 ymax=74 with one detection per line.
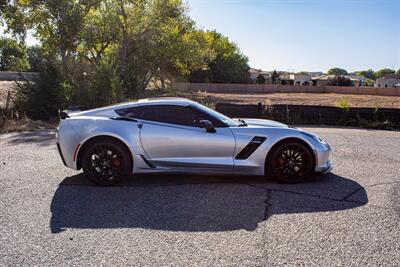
xmin=181 ymin=91 xmax=400 ymax=109
xmin=2 ymin=80 xmax=400 ymax=109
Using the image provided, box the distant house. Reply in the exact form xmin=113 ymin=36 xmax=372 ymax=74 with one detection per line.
xmin=249 ymin=68 xmax=273 ymax=84
xmin=259 ymin=71 xmax=272 ymax=83
xmin=347 ymin=75 xmax=367 ymax=87
xmin=248 ymin=69 xmax=367 ymax=87
xmin=375 ymin=75 xmax=400 ymax=88
xmin=278 ymin=72 xmax=292 ymax=85
xmin=291 ymin=73 xmax=312 ymax=85
xmin=312 ymin=74 xmax=361 ymax=87
xmin=312 ymin=74 xmax=333 ymax=86
xmin=249 ymin=68 xmax=262 ymax=83
xmin=308 ymin=72 xmax=324 ymax=77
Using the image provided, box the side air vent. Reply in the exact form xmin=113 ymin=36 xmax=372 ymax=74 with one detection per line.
xmin=140 ymin=155 xmax=156 ymax=168
xmin=235 ymin=136 xmax=267 ymax=159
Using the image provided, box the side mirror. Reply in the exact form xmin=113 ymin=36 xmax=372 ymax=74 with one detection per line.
xmin=198 ymin=120 xmax=216 ymax=133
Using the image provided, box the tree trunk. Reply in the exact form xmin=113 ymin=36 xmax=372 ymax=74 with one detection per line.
xmin=160 ymin=69 xmax=165 ymax=90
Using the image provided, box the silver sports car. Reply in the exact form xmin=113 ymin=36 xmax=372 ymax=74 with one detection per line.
xmin=56 ymin=97 xmax=332 ymax=186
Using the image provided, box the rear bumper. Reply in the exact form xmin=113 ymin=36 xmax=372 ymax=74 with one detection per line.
xmin=56 ymin=142 xmax=67 ymax=167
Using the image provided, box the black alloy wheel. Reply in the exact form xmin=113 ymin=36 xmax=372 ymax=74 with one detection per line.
xmin=268 ymin=141 xmax=314 ymax=183
xmin=82 ymin=140 xmax=130 ymax=186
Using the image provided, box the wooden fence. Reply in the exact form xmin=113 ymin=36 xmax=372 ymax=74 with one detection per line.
xmin=0 ymin=71 xmax=39 ymax=81
xmin=215 ymin=102 xmax=400 ymax=129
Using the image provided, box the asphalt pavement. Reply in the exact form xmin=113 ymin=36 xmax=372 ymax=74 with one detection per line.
xmin=0 ymin=127 xmax=399 ymax=266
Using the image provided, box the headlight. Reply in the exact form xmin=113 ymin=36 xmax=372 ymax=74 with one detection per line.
xmin=301 ymin=131 xmax=326 ymax=144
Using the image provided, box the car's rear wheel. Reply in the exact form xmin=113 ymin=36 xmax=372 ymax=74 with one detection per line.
xmin=267 ymin=141 xmax=314 ymax=184
xmin=82 ymin=140 xmax=130 ymax=186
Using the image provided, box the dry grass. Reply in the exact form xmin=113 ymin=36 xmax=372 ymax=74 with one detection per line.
xmin=175 ymin=91 xmax=400 ymax=109
xmin=2 ymin=79 xmax=400 ymax=109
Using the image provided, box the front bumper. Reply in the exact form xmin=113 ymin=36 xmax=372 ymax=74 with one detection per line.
xmin=313 ymin=142 xmax=333 ymax=175
xmin=315 ymin=160 xmax=333 ymax=174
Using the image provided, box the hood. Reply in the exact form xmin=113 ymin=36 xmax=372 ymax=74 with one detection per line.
xmin=239 ymin=118 xmax=288 ymax=128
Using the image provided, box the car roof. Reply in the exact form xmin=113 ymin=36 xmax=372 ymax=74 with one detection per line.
xmin=137 ymin=97 xmax=195 ymax=106
xmin=69 ymin=97 xmax=196 ymax=117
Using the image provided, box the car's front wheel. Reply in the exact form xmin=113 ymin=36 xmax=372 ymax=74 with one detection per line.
xmin=82 ymin=140 xmax=130 ymax=186
xmin=267 ymin=141 xmax=314 ymax=184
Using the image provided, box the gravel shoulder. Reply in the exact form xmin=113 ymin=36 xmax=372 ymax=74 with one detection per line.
xmin=0 ymin=127 xmax=399 ymax=266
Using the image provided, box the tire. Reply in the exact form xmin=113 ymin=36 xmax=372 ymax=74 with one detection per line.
xmin=82 ymin=140 xmax=131 ymax=186
xmin=267 ymin=141 xmax=314 ymax=184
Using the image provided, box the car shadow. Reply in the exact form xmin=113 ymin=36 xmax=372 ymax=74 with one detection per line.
xmin=50 ymin=173 xmax=368 ymax=233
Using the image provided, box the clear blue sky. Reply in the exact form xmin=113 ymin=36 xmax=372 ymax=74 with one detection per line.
xmin=5 ymin=0 xmax=399 ymax=72
xmin=187 ymin=0 xmax=400 ymax=72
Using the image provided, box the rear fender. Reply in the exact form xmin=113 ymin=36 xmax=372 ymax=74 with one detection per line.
xmin=67 ymin=118 xmax=144 ymax=170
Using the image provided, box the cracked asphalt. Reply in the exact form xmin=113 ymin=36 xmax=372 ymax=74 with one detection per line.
xmin=1 ymin=126 xmax=400 ymax=266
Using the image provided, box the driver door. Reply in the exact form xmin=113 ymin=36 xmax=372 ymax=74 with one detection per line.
xmin=138 ymin=104 xmax=236 ymax=172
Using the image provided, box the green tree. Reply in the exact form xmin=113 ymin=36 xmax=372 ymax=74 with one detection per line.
xmin=396 ymin=69 xmax=400 ymax=75
xmin=271 ymin=70 xmax=278 ymax=83
xmin=189 ymin=31 xmax=250 ymax=83
xmin=362 ymin=79 xmax=374 ymax=87
xmin=75 ymin=0 xmax=203 ymax=100
xmin=0 ymin=37 xmax=29 ymax=71
xmin=355 ymin=69 xmax=376 ymax=80
xmin=27 ymin=45 xmax=43 ymax=72
xmin=257 ymin=74 xmax=265 ymax=84
xmin=5 ymin=0 xmax=251 ymax=118
xmin=0 ymin=0 xmax=27 ymax=42
xmin=4 ymin=0 xmax=102 ymax=106
xmin=375 ymin=68 xmax=395 ymax=79
xmin=327 ymin=67 xmax=348 ymax=76
xmin=7 ymin=0 xmax=205 ymax=106
xmin=208 ymin=31 xmax=249 ymax=83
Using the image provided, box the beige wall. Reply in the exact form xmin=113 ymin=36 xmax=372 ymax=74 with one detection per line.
xmin=173 ymin=81 xmax=400 ymax=97
xmin=375 ymin=78 xmax=400 ymax=88
xmin=0 ymin=71 xmax=39 ymax=81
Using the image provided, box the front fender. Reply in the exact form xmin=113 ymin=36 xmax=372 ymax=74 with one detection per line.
xmin=231 ymin=126 xmax=329 ymax=175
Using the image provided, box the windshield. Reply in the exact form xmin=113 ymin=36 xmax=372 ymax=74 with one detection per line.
xmin=192 ymin=102 xmax=240 ymax=127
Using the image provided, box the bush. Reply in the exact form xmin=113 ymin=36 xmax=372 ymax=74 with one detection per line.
xmin=16 ymin=63 xmax=65 ymax=120
xmin=335 ymin=97 xmax=350 ymax=111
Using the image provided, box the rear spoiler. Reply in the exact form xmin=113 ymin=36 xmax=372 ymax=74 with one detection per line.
xmin=59 ymin=110 xmax=70 ymax=119
xmin=59 ymin=105 xmax=89 ymax=120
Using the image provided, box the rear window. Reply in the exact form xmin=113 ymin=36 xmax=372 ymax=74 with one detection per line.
xmin=115 ymin=106 xmax=149 ymax=119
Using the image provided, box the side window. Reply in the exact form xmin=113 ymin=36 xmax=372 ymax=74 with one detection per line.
xmin=116 ymin=105 xmax=226 ymax=127
xmin=149 ymin=105 xmax=200 ymax=127
xmin=190 ymin=107 xmax=226 ymax=127
xmin=115 ymin=106 xmax=148 ymax=119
